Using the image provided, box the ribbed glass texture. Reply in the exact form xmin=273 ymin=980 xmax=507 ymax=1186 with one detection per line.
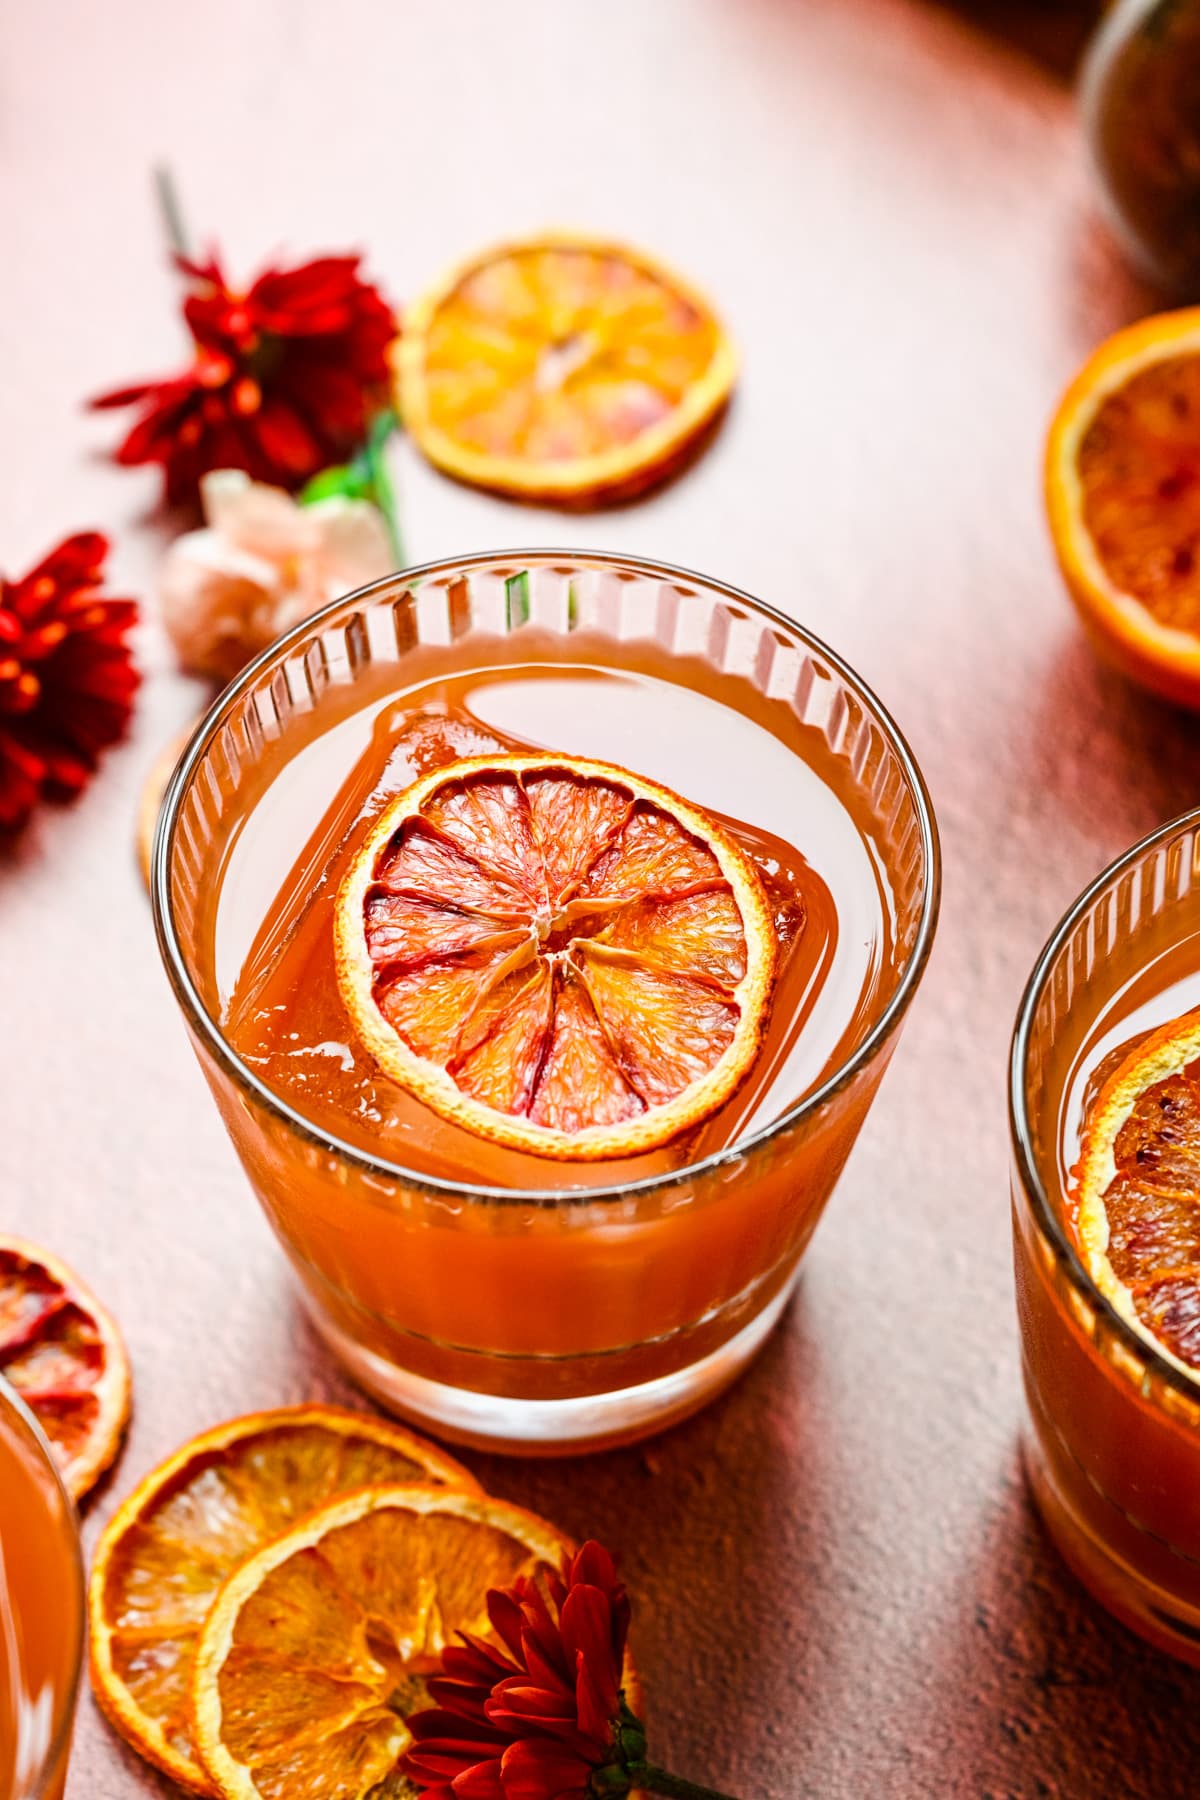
xmin=1012 ymin=810 xmax=1200 ymax=1660
xmin=155 ymin=552 xmax=939 ymax=1447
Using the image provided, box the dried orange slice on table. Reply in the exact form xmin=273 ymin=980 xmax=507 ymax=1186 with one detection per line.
xmin=1046 ymin=307 xmax=1200 ymax=707
xmin=1074 ymin=1008 xmax=1200 ymax=1375
xmin=89 ymin=1405 xmax=475 ymax=1791
xmin=335 ymin=754 xmax=776 ymax=1159
xmin=0 ymin=1234 xmax=130 ymax=1500
xmin=396 ymin=231 xmax=737 ymax=502
xmin=191 ymin=1485 xmax=635 ymax=1800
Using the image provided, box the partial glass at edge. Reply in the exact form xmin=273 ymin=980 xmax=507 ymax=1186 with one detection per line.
xmin=155 ymin=552 xmax=939 ymax=1452
xmin=1011 ymin=809 xmax=1200 ymax=1664
xmin=0 ymin=1377 xmax=84 ymax=1800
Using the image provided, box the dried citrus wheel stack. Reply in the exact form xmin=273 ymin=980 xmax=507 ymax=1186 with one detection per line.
xmin=88 ymin=1403 xmax=630 ymax=1800
xmin=0 ymin=1234 xmax=130 ymax=1499
xmin=334 ymin=754 xmax=776 ymax=1158
xmin=1073 ymin=1008 xmax=1200 ymax=1374
xmin=1046 ymin=308 xmax=1200 ymax=707
xmin=396 ymin=231 xmax=737 ymax=502
xmin=88 ymin=1405 xmax=474 ymax=1791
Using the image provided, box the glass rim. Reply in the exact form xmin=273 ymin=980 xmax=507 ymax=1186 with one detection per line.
xmin=153 ymin=546 xmax=942 ymax=1209
xmin=0 ymin=1372 xmax=86 ymax=1800
xmin=1009 ymin=802 xmax=1200 ymax=1411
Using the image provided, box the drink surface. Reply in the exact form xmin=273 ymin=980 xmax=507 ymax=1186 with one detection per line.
xmin=222 ymin=637 xmax=897 ymax=1191
xmin=0 ymin=1413 xmax=79 ymax=1800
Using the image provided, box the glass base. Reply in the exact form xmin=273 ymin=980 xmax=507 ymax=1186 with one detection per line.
xmin=301 ymin=1276 xmax=797 ymax=1455
xmin=1021 ymin=1424 xmax=1200 ymax=1667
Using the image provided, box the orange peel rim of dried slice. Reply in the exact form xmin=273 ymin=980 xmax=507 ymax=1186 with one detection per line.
xmin=334 ymin=753 xmax=777 ymax=1161
xmin=1074 ymin=1008 xmax=1200 ymax=1384
xmin=190 ymin=1483 xmax=643 ymax=1800
xmin=1045 ymin=305 xmax=1200 ymax=707
xmin=394 ymin=229 xmax=738 ymax=501
xmin=87 ymin=1405 xmax=479 ymax=1794
xmin=0 ymin=1232 xmax=130 ymax=1502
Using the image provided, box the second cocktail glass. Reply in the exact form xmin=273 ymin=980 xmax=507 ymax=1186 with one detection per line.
xmin=1012 ymin=807 xmax=1200 ymax=1663
xmin=0 ymin=1376 xmax=85 ymax=1800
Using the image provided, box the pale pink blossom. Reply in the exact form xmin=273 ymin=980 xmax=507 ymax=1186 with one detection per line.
xmin=160 ymin=469 xmax=394 ymax=680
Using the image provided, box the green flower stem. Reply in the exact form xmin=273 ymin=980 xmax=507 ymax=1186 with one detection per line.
xmin=633 ymin=1765 xmax=742 ymax=1800
xmin=154 ymin=165 xmax=192 ymax=261
xmin=363 ymin=409 xmax=405 ymax=567
xmin=298 ymin=410 xmax=406 ymax=568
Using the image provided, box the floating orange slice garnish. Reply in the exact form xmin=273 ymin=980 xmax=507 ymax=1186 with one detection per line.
xmin=1046 ymin=307 xmax=1200 ymax=707
xmin=395 ymin=231 xmax=737 ymax=502
xmin=1074 ymin=1008 xmax=1200 ymax=1377
xmin=0 ymin=1234 xmax=130 ymax=1501
xmin=335 ymin=754 xmax=777 ymax=1160
xmin=88 ymin=1406 xmax=476 ymax=1792
xmin=191 ymin=1485 xmax=635 ymax=1800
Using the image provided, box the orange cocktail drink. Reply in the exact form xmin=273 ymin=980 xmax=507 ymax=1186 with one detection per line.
xmin=155 ymin=552 xmax=938 ymax=1450
xmin=0 ymin=1379 xmax=84 ymax=1800
xmin=1012 ymin=809 xmax=1200 ymax=1663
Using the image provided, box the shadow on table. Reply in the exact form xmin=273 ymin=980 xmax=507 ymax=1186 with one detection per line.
xmin=907 ymin=1448 xmax=1200 ymax=1798
xmin=467 ymin=1289 xmax=833 ymax=1800
xmin=925 ymin=0 xmax=1102 ymax=81
xmin=1021 ymin=626 xmax=1200 ymax=862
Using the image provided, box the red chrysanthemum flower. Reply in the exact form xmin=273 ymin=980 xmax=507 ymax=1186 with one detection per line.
xmin=403 ymin=1541 xmax=636 ymax=1800
xmin=0 ymin=533 xmax=139 ymax=832
xmin=90 ymin=251 xmax=397 ymax=504
xmin=402 ymin=1541 xmax=732 ymax=1800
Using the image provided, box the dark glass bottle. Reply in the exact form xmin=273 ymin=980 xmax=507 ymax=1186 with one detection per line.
xmin=1083 ymin=0 xmax=1200 ymax=293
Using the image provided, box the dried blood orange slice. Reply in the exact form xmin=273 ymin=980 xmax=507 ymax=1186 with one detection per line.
xmin=88 ymin=1406 xmax=476 ymax=1793
xmin=335 ymin=754 xmax=777 ymax=1160
xmin=1046 ymin=308 xmax=1200 ymax=707
xmin=395 ymin=232 xmax=737 ymax=502
xmin=191 ymin=1485 xmax=638 ymax=1800
xmin=0 ymin=1234 xmax=130 ymax=1501
xmin=1074 ymin=1008 xmax=1200 ymax=1377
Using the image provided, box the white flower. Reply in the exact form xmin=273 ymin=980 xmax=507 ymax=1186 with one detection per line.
xmin=160 ymin=469 xmax=395 ymax=681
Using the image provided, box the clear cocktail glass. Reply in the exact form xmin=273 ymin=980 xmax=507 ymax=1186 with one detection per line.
xmin=0 ymin=1376 xmax=85 ymax=1800
xmin=154 ymin=550 xmax=939 ymax=1452
xmin=1012 ymin=806 xmax=1200 ymax=1662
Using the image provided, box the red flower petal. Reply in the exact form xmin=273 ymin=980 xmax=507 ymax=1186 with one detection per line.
xmin=498 ymin=1738 xmax=594 ymax=1800
xmin=485 ymin=1679 xmax=579 ymax=1742
xmin=400 ymin=1542 xmax=636 ymax=1800
xmin=407 ymin=1711 xmax=508 ymax=1750
xmin=572 ymin=1655 xmax=615 ymax=1750
xmin=452 ymin=1760 xmax=506 ymax=1800
xmin=90 ymin=246 xmax=397 ymax=502
xmin=0 ymin=534 xmax=137 ymax=831
xmin=0 ymin=734 xmax=45 ymax=830
xmin=89 ymin=381 xmax=162 ymax=410
xmin=487 ymin=1589 xmax=532 ymax=1665
xmin=560 ymin=1586 xmax=621 ymax=1722
xmin=518 ymin=1590 xmax=571 ymax=1688
xmin=251 ymin=395 xmax=323 ymax=478
xmin=114 ymin=395 xmax=203 ymax=469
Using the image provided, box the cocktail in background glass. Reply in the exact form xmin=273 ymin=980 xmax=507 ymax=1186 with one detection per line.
xmin=154 ymin=551 xmax=939 ymax=1452
xmin=0 ymin=1377 xmax=84 ymax=1800
xmin=1012 ymin=809 xmax=1200 ymax=1663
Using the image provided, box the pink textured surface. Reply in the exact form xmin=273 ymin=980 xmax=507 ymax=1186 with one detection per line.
xmin=4 ymin=1 xmax=1200 ymax=1795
